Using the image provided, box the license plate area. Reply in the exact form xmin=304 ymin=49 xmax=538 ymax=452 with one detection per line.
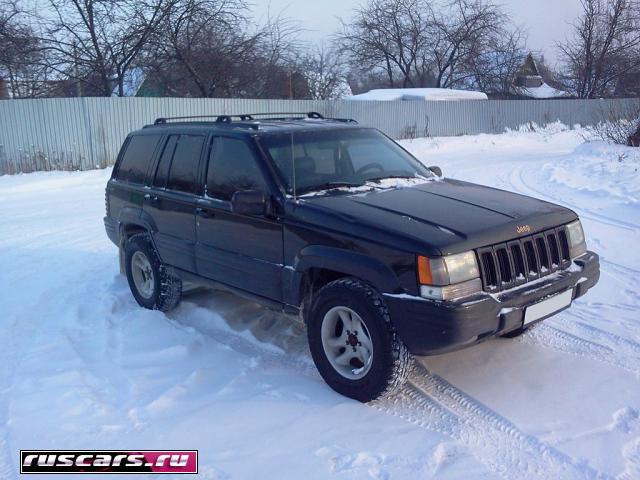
xmin=524 ymin=289 xmax=573 ymax=325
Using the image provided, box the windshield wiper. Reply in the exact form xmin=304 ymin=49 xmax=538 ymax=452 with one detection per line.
xmin=296 ymin=181 xmax=365 ymax=195
xmin=366 ymin=174 xmax=417 ymax=182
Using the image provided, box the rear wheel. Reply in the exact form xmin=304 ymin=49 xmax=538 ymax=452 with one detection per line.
xmin=124 ymin=234 xmax=182 ymax=312
xmin=307 ymin=277 xmax=411 ymax=402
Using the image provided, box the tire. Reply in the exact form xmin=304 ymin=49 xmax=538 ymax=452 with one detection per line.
xmin=306 ymin=277 xmax=411 ymax=402
xmin=124 ymin=233 xmax=182 ymax=312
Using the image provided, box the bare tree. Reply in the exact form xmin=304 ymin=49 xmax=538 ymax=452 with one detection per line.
xmin=427 ymin=0 xmax=510 ymax=88
xmin=144 ymin=3 xmax=305 ymax=98
xmin=338 ymin=0 xmax=431 ymax=88
xmin=456 ymin=23 xmax=527 ymax=96
xmin=337 ymin=0 xmax=522 ymax=92
xmin=0 ymin=0 xmax=52 ymax=97
xmin=144 ymin=0 xmax=255 ymax=97
xmin=39 ymin=0 xmax=172 ymax=97
xmin=558 ymin=0 xmax=640 ymax=98
xmin=248 ymin=10 xmax=305 ymax=98
xmin=301 ymin=44 xmax=351 ymax=99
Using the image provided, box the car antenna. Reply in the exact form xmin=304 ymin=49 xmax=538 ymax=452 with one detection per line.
xmin=291 ymin=131 xmax=297 ymax=202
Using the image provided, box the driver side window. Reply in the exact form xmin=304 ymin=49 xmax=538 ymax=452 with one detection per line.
xmin=206 ymin=137 xmax=268 ymax=201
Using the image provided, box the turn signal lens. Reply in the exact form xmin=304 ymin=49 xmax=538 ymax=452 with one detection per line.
xmin=417 ymin=256 xmax=433 ymax=285
xmin=417 ymin=251 xmax=481 ymax=301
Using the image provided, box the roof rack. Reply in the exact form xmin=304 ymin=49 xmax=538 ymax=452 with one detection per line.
xmin=152 ymin=111 xmax=357 ymax=126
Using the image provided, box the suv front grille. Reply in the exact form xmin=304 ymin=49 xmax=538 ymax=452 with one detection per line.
xmin=476 ymin=226 xmax=572 ymax=293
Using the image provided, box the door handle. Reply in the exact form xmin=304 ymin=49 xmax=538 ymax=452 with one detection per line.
xmin=195 ymin=207 xmax=214 ymax=218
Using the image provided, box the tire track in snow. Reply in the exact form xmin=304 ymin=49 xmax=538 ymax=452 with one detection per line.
xmin=503 ymin=162 xmax=640 ymax=375
xmin=509 ymin=163 xmax=640 ymax=233
xmin=168 ymin=301 xmax=608 ymax=479
xmin=0 ymin=315 xmax=25 ymax=480
xmin=522 ymin=323 xmax=640 ymax=376
xmin=375 ymin=361 xmax=609 ymax=480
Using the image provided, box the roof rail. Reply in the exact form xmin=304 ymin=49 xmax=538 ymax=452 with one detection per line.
xmin=153 ymin=114 xmax=255 ymax=125
xmin=152 ymin=111 xmax=357 ymax=126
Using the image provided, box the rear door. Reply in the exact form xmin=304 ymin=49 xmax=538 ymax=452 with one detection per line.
xmin=144 ymin=133 xmax=206 ymax=273
xmin=108 ymin=134 xmax=163 ymax=224
xmin=195 ymin=135 xmax=284 ymax=301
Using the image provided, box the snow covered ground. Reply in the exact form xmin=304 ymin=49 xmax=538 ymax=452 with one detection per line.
xmin=1 ymin=125 xmax=639 ymax=480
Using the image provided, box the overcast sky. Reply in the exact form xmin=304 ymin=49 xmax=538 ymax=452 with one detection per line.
xmin=253 ymin=0 xmax=583 ymax=66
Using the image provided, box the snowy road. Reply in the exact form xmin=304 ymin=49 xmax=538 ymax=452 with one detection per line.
xmin=0 ymin=125 xmax=639 ymax=479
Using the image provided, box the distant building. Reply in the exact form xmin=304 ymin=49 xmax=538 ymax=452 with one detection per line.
xmin=513 ymin=54 xmax=571 ymax=99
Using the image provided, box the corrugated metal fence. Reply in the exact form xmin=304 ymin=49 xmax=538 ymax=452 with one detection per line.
xmin=1 ymin=96 xmax=639 ymax=174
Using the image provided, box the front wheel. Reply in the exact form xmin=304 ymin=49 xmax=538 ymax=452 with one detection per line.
xmin=307 ymin=278 xmax=411 ymax=402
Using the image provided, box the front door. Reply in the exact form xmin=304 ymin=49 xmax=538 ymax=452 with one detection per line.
xmin=144 ymin=133 xmax=206 ymax=272
xmin=195 ymin=136 xmax=284 ymax=302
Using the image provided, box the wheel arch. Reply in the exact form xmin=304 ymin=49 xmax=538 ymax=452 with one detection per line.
xmin=288 ymin=245 xmax=402 ymax=319
xmin=116 ymin=208 xmax=160 ymax=272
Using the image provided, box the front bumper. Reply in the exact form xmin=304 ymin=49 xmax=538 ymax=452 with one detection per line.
xmin=385 ymin=251 xmax=600 ymax=356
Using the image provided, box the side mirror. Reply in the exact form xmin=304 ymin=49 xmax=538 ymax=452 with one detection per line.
xmin=429 ymin=165 xmax=443 ymax=177
xmin=231 ymin=190 xmax=267 ymax=216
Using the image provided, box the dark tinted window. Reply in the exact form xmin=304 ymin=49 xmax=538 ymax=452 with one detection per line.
xmin=153 ymin=135 xmax=178 ymax=188
xmin=166 ymin=135 xmax=205 ymax=194
xmin=116 ymin=135 xmax=161 ymax=184
xmin=207 ymin=137 xmax=267 ymax=201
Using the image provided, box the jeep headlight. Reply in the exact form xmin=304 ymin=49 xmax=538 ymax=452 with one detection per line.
xmin=417 ymin=251 xmax=482 ymax=301
xmin=566 ymin=220 xmax=587 ymax=259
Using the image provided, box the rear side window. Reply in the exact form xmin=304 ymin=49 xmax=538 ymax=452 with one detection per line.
xmin=166 ymin=135 xmax=205 ymax=194
xmin=116 ymin=135 xmax=161 ymax=184
xmin=206 ymin=137 xmax=267 ymax=201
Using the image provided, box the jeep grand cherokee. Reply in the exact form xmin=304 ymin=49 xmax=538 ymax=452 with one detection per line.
xmin=104 ymin=112 xmax=600 ymax=402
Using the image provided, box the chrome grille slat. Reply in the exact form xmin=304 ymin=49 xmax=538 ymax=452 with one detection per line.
xmin=476 ymin=226 xmax=571 ymax=292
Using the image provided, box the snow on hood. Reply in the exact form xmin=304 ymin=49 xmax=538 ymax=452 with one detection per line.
xmin=347 ymin=88 xmax=488 ymax=102
xmin=297 ymin=175 xmax=438 ymax=198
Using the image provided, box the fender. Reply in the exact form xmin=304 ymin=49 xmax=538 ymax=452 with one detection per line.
xmin=285 ymin=245 xmax=402 ymax=307
xmin=117 ymin=207 xmax=158 ymax=236
xmin=116 ymin=207 xmax=164 ymax=264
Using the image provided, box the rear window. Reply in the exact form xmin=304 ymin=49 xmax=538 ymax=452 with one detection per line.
xmin=115 ymin=135 xmax=161 ymax=184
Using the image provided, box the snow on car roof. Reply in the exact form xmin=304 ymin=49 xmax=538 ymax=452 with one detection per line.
xmin=347 ymin=88 xmax=488 ymax=102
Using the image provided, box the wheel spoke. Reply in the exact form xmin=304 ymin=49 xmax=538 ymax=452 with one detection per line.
xmin=334 ymin=350 xmax=353 ymax=366
xmin=358 ymin=330 xmax=373 ymax=352
xmin=326 ymin=335 xmax=347 ymax=349
xmin=133 ymin=256 xmax=145 ymax=270
xmin=338 ymin=309 xmax=353 ymax=331
xmin=355 ymin=346 xmax=370 ymax=365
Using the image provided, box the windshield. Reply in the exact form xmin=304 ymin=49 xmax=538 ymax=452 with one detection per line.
xmin=259 ymin=128 xmax=433 ymax=195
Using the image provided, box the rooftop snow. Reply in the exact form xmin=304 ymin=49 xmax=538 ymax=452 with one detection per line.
xmin=517 ymin=82 xmax=571 ymax=99
xmin=347 ymin=88 xmax=488 ymax=102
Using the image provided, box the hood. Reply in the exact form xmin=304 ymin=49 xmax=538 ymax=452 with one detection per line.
xmin=292 ymin=179 xmax=577 ymax=255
